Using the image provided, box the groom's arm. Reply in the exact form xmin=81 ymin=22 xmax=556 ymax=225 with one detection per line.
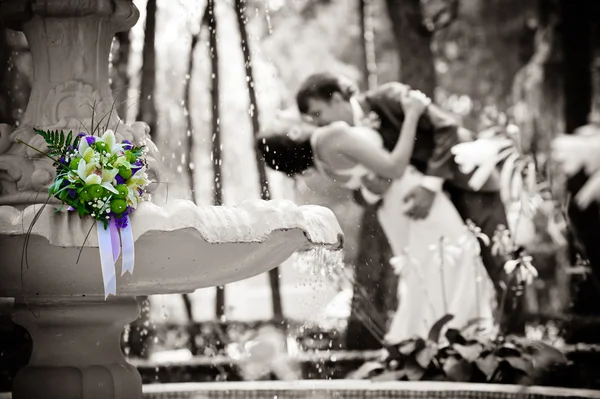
xmin=378 ymin=82 xmax=459 ymax=192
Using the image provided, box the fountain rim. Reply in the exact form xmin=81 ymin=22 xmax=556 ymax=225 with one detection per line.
xmin=141 ymin=380 xmax=600 ymax=398
xmin=0 ymin=198 xmax=344 ymax=249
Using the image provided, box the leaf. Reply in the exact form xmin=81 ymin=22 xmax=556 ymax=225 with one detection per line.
xmin=454 ymin=343 xmax=484 ymax=362
xmin=528 ymin=341 xmax=567 ymax=366
xmin=66 ymin=130 xmax=73 ymax=149
xmin=496 ymin=342 xmax=522 ymax=358
xmin=443 ymin=355 xmax=474 ymax=382
xmin=404 ymin=358 xmax=427 ymax=381
xmin=346 ymin=361 xmax=385 ymax=379
xmin=396 ymin=338 xmax=425 ymax=356
xmin=445 ymin=328 xmax=467 ymax=345
xmin=415 ymin=342 xmax=437 ymax=368
xmin=427 ymin=314 xmax=454 ymax=343
xmin=502 ymin=356 xmax=533 ymax=375
xmin=474 ymin=353 xmax=499 ymax=379
xmin=58 ymin=130 xmax=64 ymax=150
xmin=371 ymin=370 xmax=405 ymax=381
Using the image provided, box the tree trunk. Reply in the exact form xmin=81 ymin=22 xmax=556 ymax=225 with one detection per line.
xmin=359 ymin=0 xmax=378 ymax=91
xmin=234 ymin=0 xmax=284 ymax=322
xmin=385 ymin=0 xmax=436 ymax=97
xmin=136 ymin=0 xmax=158 ymax=140
xmin=110 ymin=31 xmax=131 ymax=121
xmin=0 ymin=29 xmax=30 ymax=125
xmin=203 ymin=0 xmax=226 ymax=320
xmin=344 ymin=0 xmax=393 ymax=351
xmin=178 ymin=4 xmax=212 ymax=357
xmin=124 ymin=296 xmax=154 ymax=358
xmin=127 ymin=0 xmax=158 ymax=358
xmin=0 ymin=26 xmax=13 ymax=125
xmin=560 ymin=0 xmax=600 ymax=344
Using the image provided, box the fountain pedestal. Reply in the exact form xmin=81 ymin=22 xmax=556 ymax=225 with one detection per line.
xmin=0 ymin=1 xmax=343 ymax=398
xmin=12 ymin=297 xmax=142 ymax=399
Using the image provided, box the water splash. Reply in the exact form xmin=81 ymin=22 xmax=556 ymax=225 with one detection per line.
xmin=289 ymin=246 xmax=345 ymax=279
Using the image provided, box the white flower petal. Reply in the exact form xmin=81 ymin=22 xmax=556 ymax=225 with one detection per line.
xmin=78 ymin=136 xmax=89 ymax=155
xmin=84 ymin=174 xmax=102 ymax=186
xmin=101 ymin=182 xmax=119 ymax=194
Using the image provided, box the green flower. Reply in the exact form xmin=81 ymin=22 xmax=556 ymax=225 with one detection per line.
xmin=110 ymin=199 xmax=128 ymax=214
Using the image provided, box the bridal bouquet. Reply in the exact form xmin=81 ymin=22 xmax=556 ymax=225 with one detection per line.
xmin=21 ymin=128 xmax=150 ymax=299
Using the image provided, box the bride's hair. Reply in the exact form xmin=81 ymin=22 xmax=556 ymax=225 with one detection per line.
xmin=256 ymin=135 xmax=314 ymax=177
xmin=256 ymin=108 xmax=315 ymax=177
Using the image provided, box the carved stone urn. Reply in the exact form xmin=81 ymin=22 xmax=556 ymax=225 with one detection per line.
xmin=0 ymin=1 xmax=343 ymax=398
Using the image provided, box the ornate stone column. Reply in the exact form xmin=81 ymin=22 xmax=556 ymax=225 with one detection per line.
xmin=0 ymin=1 xmax=145 ymax=398
xmin=0 ymin=0 xmax=162 ymax=208
xmin=12 ymin=297 xmax=142 ymax=399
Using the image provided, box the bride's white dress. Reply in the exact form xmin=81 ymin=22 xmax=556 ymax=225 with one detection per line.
xmin=311 ymin=126 xmax=496 ymax=344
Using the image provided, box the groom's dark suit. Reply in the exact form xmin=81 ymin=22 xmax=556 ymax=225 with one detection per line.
xmin=354 ymin=83 xmax=509 ymax=298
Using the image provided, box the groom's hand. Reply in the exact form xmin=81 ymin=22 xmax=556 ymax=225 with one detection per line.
xmin=403 ymin=185 xmax=436 ymax=219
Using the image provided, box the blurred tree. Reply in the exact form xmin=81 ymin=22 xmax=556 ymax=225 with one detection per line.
xmin=560 ymin=0 xmax=600 ymax=344
xmin=433 ymin=0 xmax=536 ymax=127
xmin=179 ymin=2 xmax=213 ymax=356
xmin=0 ymin=29 xmax=30 ymax=125
xmin=0 ymin=26 xmax=33 ymax=391
xmin=127 ymin=0 xmax=158 ymax=358
xmin=344 ymin=0 xmax=391 ymax=351
xmin=204 ymin=0 xmax=226 ymax=321
xmin=359 ymin=0 xmax=378 ymax=89
xmin=385 ymin=0 xmax=440 ymax=97
xmin=234 ymin=0 xmax=284 ymax=323
xmin=0 ymin=26 xmax=13 ymax=125
xmin=136 ymin=0 xmax=158 ymax=140
xmin=110 ymin=31 xmax=131 ymax=120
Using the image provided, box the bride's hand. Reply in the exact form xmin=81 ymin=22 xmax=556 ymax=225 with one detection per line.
xmin=400 ymin=90 xmax=431 ymax=117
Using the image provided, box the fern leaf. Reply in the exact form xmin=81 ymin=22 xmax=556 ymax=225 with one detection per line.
xmin=66 ymin=130 xmax=73 ymax=149
xmin=58 ymin=130 xmax=64 ymax=150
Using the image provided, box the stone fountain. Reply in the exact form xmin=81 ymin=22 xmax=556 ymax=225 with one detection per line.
xmin=0 ymin=1 xmax=343 ymax=398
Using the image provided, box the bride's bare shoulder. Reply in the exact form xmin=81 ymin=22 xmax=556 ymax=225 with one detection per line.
xmin=316 ymin=121 xmax=350 ymax=140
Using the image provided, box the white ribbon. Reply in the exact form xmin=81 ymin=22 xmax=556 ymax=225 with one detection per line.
xmin=97 ymin=220 xmax=117 ymax=299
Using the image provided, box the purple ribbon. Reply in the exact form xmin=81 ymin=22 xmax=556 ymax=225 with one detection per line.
xmin=97 ymin=220 xmax=117 ymax=299
xmin=120 ymin=216 xmax=135 ymax=275
xmin=109 ymin=219 xmax=121 ymax=262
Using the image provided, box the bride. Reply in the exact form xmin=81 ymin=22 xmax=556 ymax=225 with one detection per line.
xmin=257 ymin=89 xmax=496 ymax=344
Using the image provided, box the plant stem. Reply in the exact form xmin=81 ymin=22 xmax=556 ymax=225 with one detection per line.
xmin=439 ymin=236 xmax=448 ymax=315
xmin=16 ymin=139 xmax=62 ymax=165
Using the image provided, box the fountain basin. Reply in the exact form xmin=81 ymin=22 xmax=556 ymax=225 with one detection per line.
xmin=140 ymin=381 xmax=600 ymax=399
xmin=0 ymin=199 xmax=343 ymax=297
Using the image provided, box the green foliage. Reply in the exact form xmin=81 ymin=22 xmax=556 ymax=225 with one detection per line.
xmin=33 ymin=128 xmax=76 ymax=158
xmin=358 ymin=314 xmax=569 ymax=385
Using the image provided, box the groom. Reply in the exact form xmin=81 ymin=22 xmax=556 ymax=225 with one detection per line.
xmin=296 ymin=72 xmax=510 ymax=311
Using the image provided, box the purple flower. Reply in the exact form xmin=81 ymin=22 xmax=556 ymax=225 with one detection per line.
xmin=131 ymin=159 xmax=144 ymax=174
xmin=58 ymin=156 xmax=67 ymax=165
xmin=77 ymin=132 xmax=86 ymax=138
xmin=85 ymin=136 xmax=96 ymax=146
xmin=115 ymin=175 xmax=126 ymax=185
xmin=114 ymin=207 xmax=133 ymax=229
xmin=67 ymin=188 xmax=76 ymax=198
xmin=122 ymin=140 xmax=133 ymax=150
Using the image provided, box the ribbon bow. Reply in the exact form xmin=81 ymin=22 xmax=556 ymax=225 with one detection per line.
xmin=97 ymin=216 xmax=135 ymax=299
